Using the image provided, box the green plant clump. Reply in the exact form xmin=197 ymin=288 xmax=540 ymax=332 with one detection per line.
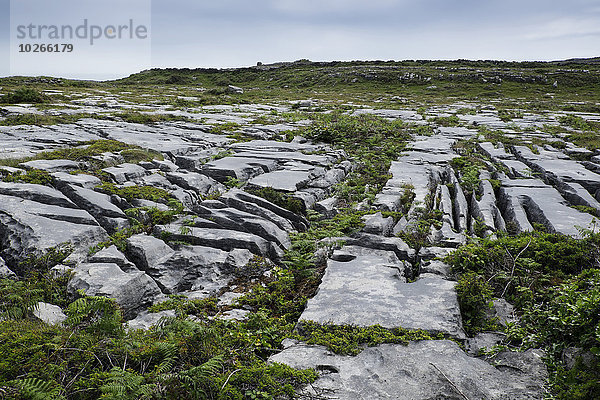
xmin=0 ymin=169 xmax=54 ymax=185
xmin=1 ymin=88 xmax=48 ymax=104
xmin=296 ymin=321 xmax=443 ymax=356
xmin=97 ymin=182 xmax=173 ymax=203
xmin=445 ymin=230 xmax=600 ymax=398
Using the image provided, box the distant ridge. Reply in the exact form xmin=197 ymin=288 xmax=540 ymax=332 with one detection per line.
xmin=556 ymin=57 xmax=600 ymax=64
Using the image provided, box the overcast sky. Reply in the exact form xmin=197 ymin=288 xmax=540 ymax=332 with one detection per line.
xmin=1 ymin=0 xmax=599 ymax=80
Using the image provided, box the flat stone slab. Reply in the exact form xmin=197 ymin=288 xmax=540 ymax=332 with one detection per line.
xmin=300 ymin=250 xmax=464 ymax=337
xmin=270 ymin=341 xmax=547 ymax=400
xmin=248 ymin=170 xmax=311 ymax=192
xmin=20 ymin=159 xmax=79 ymax=172
xmin=203 ymin=156 xmax=278 ymax=182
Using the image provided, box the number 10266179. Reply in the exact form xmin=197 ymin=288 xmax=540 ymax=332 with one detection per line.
xmin=18 ymin=44 xmax=74 ymax=53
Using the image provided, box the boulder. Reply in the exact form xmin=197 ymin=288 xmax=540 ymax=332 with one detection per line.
xmin=33 ymin=302 xmax=67 ymax=325
xmin=68 ymin=263 xmax=161 ymax=319
xmin=0 ymin=195 xmax=108 ymax=271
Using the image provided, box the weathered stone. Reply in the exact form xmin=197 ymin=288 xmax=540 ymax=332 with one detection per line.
xmin=49 ymin=264 xmax=74 ymax=279
xmin=33 ymin=302 xmax=67 ymax=325
xmin=220 ymin=188 xmax=307 ymax=231
xmin=0 ymin=195 xmax=108 ymax=270
xmin=203 ymin=157 xmax=278 ymax=182
xmin=20 ymin=159 xmax=79 ymax=172
xmin=61 ymin=184 xmax=126 ymax=220
xmin=0 ymin=182 xmax=78 ymax=209
xmin=270 ymin=341 xmax=547 ymax=400
xmin=193 ymin=205 xmax=291 ymax=249
xmin=248 ymin=170 xmax=311 ymax=192
xmin=89 ymin=245 xmax=137 ymax=272
xmin=420 ymin=259 xmax=452 ymax=277
xmin=0 ymin=257 xmax=17 ymax=279
xmin=154 ymin=225 xmax=284 ymax=262
xmin=499 ymin=179 xmax=596 ymax=236
xmin=52 ymin=172 xmax=102 ymax=189
xmin=314 ymin=197 xmax=338 ymax=218
xmin=467 ymin=332 xmax=507 ymax=355
xmin=227 ymin=85 xmax=244 ymax=94
xmin=166 ymin=171 xmax=224 ymax=196
xmin=300 ymin=248 xmax=464 ymax=337
xmin=68 ymin=262 xmax=161 ymax=318
xmin=362 ymin=212 xmax=394 ymax=236
xmin=102 ymin=163 xmax=148 ymax=184
xmin=309 ymin=168 xmax=345 ymax=189
xmin=127 ymin=310 xmax=176 ymax=330
xmin=345 ymin=233 xmax=414 ymax=261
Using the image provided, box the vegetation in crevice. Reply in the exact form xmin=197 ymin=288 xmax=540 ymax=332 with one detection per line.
xmin=445 ymin=230 xmax=600 ymax=399
xmin=295 ymin=321 xmax=444 ymax=356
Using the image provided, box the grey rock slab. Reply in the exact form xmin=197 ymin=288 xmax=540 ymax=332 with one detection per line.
xmin=437 ymin=183 xmax=454 ymax=228
xmin=193 ymin=205 xmax=291 ymax=249
xmin=231 ymin=139 xmax=321 ymax=153
xmin=478 ymin=141 xmax=515 ymax=160
xmin=314 ymin=197 xmax=338 ymax=218
xmin=500 ymin=183 xmax=596 ymax=236
xmin=52 ymin=172 xmax=102 ymax=189
xmin=233 ymin=150 xmax=336 ymax=167
xmin=473 ymin=174 xmax=505 ymax=232
xmin=431 ymin=221 xmax=467 ymax=248
xmin=270 ymin=341 xmax=547 ymax=400
xmin=345 ymin=233 xmax=415 ymax=262
xmin=33 ymin=302 xmax=67 ymax=325
xmin=127 ymin=310 xmax=176 ymax=330
xmin=248 ymin=170 xmax=311 ymax=192
xmin=0 ymin=182 xmax=78 ymax=209
xmin=220 ymin=188 xmax=307 ymax=231
xmin=102 ymin=163 xmax=148 ymax=184
xmin=410 ymin=135 xmax=455 ymax=154
xmin=307 ymin=168 xmax=346 ymax=189
xmin=49 ymin=264 xmax=74 ymax=279
xmin=88 ymin=245 xmax=137 ymax=272
xmin=362 ymin=212 xmax=394 ymax=236
xmin=152 ymin=159 xmax=179 ymax=172
xmin=202 ymin=156 xmax=278 ymax=182
xmin=140 ymin=173 xmax=176 ymax=190
xmin=68 ymin=262 xmax=161 ymax=319
xmin=154 ymin=225 xmax=284 ymax=262
xmin=515 ymin=146 xmax=600 ymax=193
xmin=467 ymin=332 xmax=507 ymax=355
xmin=373 ymin=193 xmax=404 ymax=212
xmin=166 ymin=171 xmax=224 ymax=196
xmin=0 ymin=195 xmax=108 ymax=270
xmin=293 ymin=191 xmax=317 ymax=209
xmin=450 ymin=174 xmax=469 ymax=232
xmin=20 ymin=159 xmax=79 ymax=172
xmin=420 ymin=260 xmax=452 ymax=277
xmin=146 ymin=244 xmax=237 ymax=295
xmin=559 ymin=181 xmax=600 ymax=212
xmin=60 ymin=184 xmax=126 ymax=219
xmin=417 ymin=246 xmax=455 ymax=261
xmin=300 ymin=253 xmax=464 ymax=337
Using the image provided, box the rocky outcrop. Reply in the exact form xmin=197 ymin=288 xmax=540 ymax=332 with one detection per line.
xmin=270 ymin=341 xmax=547 ymax=400
xmin=68 ymin=263 xmax=162 ymax=319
